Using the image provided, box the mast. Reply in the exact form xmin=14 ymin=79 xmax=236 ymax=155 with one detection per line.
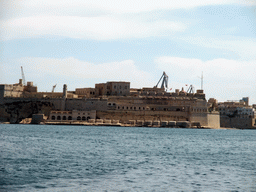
xmin=21 ymin=66 xmax=26 ymax=86
xmin=201 ymin=71 xmax=203 ymax=90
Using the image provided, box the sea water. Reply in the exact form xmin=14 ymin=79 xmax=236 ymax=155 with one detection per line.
xmin=0 ymin=124 xmax=256 ymax=191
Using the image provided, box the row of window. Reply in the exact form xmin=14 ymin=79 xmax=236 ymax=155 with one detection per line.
xmin=115 ymin=106 xmax=185 ymax=111
xmin=51 ymin=116 xmax=91 ymax=121
xmin=113 ymin=85 xmax=129 ymax=89
xmin=117 ymin=106 xmax=148 ymax=110
xmin=51 ymin=111 xmax=71 ymax=114
xmin=191 ymin=108 xmax=207 ymax=112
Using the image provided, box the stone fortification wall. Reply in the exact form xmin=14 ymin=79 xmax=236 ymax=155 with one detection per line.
xmin=220 ymin=116 xmax=254 ymax=128
xmin=207 ymin=112 xmax=220 ymax=128
xmin=64 ymin=98 xmax=107 ymax=111
xmin=190 ymin=113 xmax=208 ymax=126
xmin=96 ymin=110 xmax=190 ymax=123
xmin=0 ymin=106 xmax=10 ymax=122
xmin=2 ymin=98 xmax=53 ymax=123
xmin=1 ymin=97 xmax=107 ymax=123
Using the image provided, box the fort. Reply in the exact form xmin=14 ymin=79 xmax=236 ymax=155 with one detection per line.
xmin=0 ymin=72 xmax=255 ymax=128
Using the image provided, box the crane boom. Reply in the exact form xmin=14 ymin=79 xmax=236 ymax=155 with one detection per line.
xmin=155 ymin=71 xmax=168 ymax=89
xmin=187 ymin=85 xmax=195 ymax=93
xmin=52 ymin=84 xmax=57 ymax=92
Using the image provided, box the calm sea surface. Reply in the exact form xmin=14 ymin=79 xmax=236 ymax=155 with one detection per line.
xmin=0 ymin=124 xmax=256 ymax=192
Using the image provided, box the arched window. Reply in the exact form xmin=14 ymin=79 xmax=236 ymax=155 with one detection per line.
xmin=77 ymin=116 xmax=81 ymax=120
xmin=82 ymin=116 xmax=86 ymax=120
xmin=57 ymin=116 xmax=61 ymax=120
xmin=51 ymin=116 xmax=55 ymax=120
xmin=68 ymin=116 xmax=72 ymax=120
xmin=87 ymin=116 xmax=91 ymax=121
xmin=63 ymin=116 xmax=66 ymax=120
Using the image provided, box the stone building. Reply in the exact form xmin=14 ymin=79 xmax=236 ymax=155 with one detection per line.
xmin=97 ymin=88 xmax=220 ymax=128
xmin=0 ymin=78 xmax=220 ymax=128
xmin=75 ymin=88 xmax=98 ymax=98
xmin=218 ymin=98 xmax=256 ymax=128
xmin=0 ymin=79 xmax=25 ymax=104
xmin=95 ymin=81 xmax=130 ymax=96
xmin=49 ymin=110 xmax=96 ymax=121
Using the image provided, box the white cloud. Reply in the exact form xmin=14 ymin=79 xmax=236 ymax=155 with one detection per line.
xmin=177 ymin=36 xmax=256 ymax=60
xmin=1 ymin=0 xmax=254 ymax=41
xmin=1 ymin=15 xmax=186 ymax=40
xmin=156 ymin=56 xmax=256 ymax=104
xmin=1 ymin=0 xmax=249 ymax=17
xmin=2 ymin=57 xmax=155 ymax=90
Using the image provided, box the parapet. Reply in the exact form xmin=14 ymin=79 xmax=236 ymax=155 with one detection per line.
xmin=196 ymin=90 xmax=204 ymax=94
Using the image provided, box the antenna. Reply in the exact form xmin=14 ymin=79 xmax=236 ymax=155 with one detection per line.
xmin=201 ymin=71 xmax=203 ymax=90
xmin=198 ymin=71 xmax=203 ymax=90
xmin=21 ymin=66 xmax=26 ymax=86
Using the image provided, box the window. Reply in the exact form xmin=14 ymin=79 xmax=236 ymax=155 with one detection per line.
xmin=51 ymin=116 xmax=55 ymax=120
xmin=63 ymin=116 xmax=66 ymax=120
xmin=68 ymin=116 xmax=72 ymax=120
xmin=57 ymin=116 xmax=61 ymax=120
xmin=77 ymin=116 xmax=81 ymax=120
xmin=82 ymin=116 xmax=86 ymax=120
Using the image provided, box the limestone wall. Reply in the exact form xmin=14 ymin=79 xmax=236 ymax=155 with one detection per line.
xmin=207 ymin=112 xmax=220 ymax=128
xmin=96 ymin=110 xmax=190 ymax=123
xmin=65 ymin=98 xmax=108 ymax=111
xmin=220 ymin=116 xmax=254 ymax=128
xmin=190 ymin=113 xmax=208 ymax=126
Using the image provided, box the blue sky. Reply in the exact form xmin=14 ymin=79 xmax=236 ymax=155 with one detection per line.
xmin=1 ymin=0 xmax=256 ymax=104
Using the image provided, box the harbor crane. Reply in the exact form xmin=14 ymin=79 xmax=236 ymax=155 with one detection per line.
xmin=187 ymin=85 xmax=195 ymax=93
xmin=21 ymin=66 xmax=26 ymax=86
xmin=52 ymin=84 xmax=57 ymax=93
xmin=51 ymin=84 xmax=57 ymax=98
xmin=154 ymin=71 xmax=168 ymax=89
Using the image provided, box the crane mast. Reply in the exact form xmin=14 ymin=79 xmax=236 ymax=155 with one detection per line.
xmin=21 ymin=66 xmax=26 ymax=86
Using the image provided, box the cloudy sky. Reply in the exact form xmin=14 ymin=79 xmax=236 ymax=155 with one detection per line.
xmin=1 ymin=0 xmax=256 ymax=104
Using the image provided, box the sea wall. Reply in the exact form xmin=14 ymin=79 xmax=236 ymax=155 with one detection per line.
xmin=207 ymin=112 xmax=220 ymax=128
xmin=220 ymin=116 xmax=254 ymax=128
xmin=96 ymin=110 xmax=190 ymax=123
